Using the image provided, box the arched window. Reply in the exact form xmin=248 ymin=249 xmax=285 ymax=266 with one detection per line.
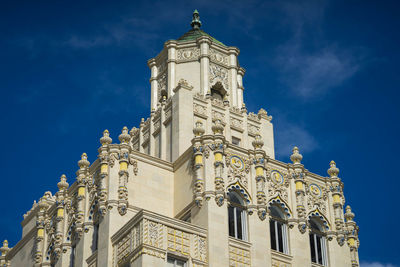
xmin=210 ymin=82 xmax=226 ymax=101
xmin=228 ymin=192 xmax=248 ymax=241
xmin=269 ymin=205 xmax=289 ymax=254
xmin=309 ymin=218 xmax=328 ymax=266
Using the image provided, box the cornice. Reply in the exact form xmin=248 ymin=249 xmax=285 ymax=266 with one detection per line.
xmin=130 ymin=149 xmax=173 ymax=172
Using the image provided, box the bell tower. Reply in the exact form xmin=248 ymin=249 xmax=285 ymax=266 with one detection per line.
xmin=142 ymin=10 xmax=275 ymax=162
xmin=147 ymin=10 xmax=245 ymax=110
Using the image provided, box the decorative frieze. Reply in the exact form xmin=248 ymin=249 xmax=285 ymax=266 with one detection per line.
xmin=248 ymin=124 xmax=260 ymax=136
xmin=177 ymin=47 xmax=200 ymax=62
xmin=193 ymin=103 xmax=208 ymax=118
xmin=230 ymin=117 xmax=243 ymax=132
xmin=209 ymin=48 xmax=229 ymax=66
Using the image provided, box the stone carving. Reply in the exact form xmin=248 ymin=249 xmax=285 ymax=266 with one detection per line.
xmin=225 ymin=152 xmax=250 ymax=188
xmin=194 ymin=103 xmax=207 ymax=117
xmin=211 ymin=97 xmax=225 ymax=109
xmin=229 ymin=245 xmax=251 ymax=267
xmin=248 ymin=124 xmax=260 ymax=136
xmin=158 ymin=61 xmax=167 ymax=74
xmin=194 ymin=92 xmax=207 ymax=102
xmin=248 ymin=112 xmax=260 ymax=122
xmin=129 ymin=156 xmax=139 ymax=176
xmin=143 ymin=219 xmax=162 ymax=248
xmin=209 ymin=48 xmax=229 ymax=66
xmin=230 ymin=117 xmax=243 ymax=131
xmin=109 ymin=152 xmax=119 ymax=168
xmin=230 ymin=106 xmax=242 ymax=115
xmin=258 ymin=108 xmax=273 ymax=121
xmin=164 ymin=107 xmax=172 ymax=121
xmin=305 ymin=182 xmax=328 ymax=214
xmin=194 ymin=235 xmax=207 ymax=262
xmin=167 ymin=227 xmax=190 ymax=255
xmin=177 ymin=47 xmax=200 ymax=61
xmin=209 ymin=63 xmax=228 ymax=90
xmin=157 ymin=72 xmax=167 ymax=100
xmin=212 ymin=110 xmax=225 ymax=123
xmin=267 ymin=170 xmax=290 ymax=202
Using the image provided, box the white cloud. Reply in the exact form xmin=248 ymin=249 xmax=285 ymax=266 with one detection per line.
xmin=274 ymin=119 xmax=318 ymax=158
xmin=269 ymin=0 xmax=363 ymax=99
xmin=360 ymin=262 xmax=398 ymax=267
xmin=277 ymin=45 xmax=360 ymax=98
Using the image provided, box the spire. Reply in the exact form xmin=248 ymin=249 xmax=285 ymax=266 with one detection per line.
xmin=191 ymin=9 xmax=202 ymax=29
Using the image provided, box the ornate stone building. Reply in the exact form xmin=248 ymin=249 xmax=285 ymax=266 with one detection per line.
xmin=0 ymin=11 xmax=360 ymax=267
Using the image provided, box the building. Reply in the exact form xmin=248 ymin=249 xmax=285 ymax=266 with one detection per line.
xmin=0 ymin=10 xmax=360 ymax=267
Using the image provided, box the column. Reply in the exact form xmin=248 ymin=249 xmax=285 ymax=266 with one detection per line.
xmin=148 ymin=59 xmax=158 ymax=111
xmin=166 ymin=41 xmax=177 ymax=97
xmin=228 ymin=47 xmax=240 ymax=107
xmin=198 ymin=36 xmax=211 ymax=96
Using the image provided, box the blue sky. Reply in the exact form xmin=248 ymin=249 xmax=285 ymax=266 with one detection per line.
xmin=0 ymin=0 xmax=399 ymax=265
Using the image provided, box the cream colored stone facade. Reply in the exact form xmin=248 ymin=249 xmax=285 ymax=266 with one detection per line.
xmin=0 ymin=11 xmax=359 ymax=267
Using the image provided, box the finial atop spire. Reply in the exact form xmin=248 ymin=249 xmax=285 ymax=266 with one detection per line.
xmin=57 ymin=174 xmax=69 ymax=191
xmin=78 ymin=153 xmax=90 ymax=169
xmin=290 ymin=146 xmax=303 ymax=165
xmin=345 ymin=205 xmax=355 ymax=222
xmin=327 ymin=160 xmax=339 ymax=178
xmin=100 ymin=129 xmax=112 ymax=146
xmin=191 ymin=9 xmax=202 ymax=29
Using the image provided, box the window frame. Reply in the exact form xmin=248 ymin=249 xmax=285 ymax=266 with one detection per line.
xmin=269 ymin=205 xmax=289 ymax=254
xmin=232 ymin=136 xmax=241 ymax=146
xmin=309 ymin=219 xmax=328 ymax=266
xmin=167 ymin=255 xmax=187 ymax=267
xmin=228 ymin=192 xmax=248 ymax=241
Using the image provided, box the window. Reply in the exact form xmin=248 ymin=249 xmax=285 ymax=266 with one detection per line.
xmin=232 ymin=137 xmax=241 ymax=146
xmin=92 ymin=223 xmax=99 ymax=252
xmin=228 ymin=192 xmax=248 ymax=241
xmin=309 ymin=219 xmax=328 ymax=266
xmin=211 ymin=88 xmax=223 ymax=100
xmin=269 ymin=205 xmax=289 ymax=254
xmin=167 ymin=256 xmax=186 ymax=267
xmin=210 ymin=82 xmax=227 ymax=101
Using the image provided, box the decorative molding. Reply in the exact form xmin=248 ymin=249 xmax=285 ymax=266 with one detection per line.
xmin=176 ymin=47 xmax=200 ymax=62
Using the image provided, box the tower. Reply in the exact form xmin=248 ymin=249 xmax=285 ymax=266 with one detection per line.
xmin=2 ymin=11 xmax=359 ymax=267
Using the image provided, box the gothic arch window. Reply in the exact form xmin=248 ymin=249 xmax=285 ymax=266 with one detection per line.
xmin=269 ymin=204 xmax=289 ymax=254
xmin=309 ymin=217 xmax=328 ymax=266
xmin=228 ymin=191 xmax=248 ymax=241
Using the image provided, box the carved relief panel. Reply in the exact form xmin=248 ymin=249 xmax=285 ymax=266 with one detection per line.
xmin=267 ymin=169 xmax=290 ymax=202
xmin=209 ymin=63 xmax=229 ymax=90
xmin=305 ymin=181 xmax=328 ymax=214
xmin=176 ymin=47 xmax=200 ymax=62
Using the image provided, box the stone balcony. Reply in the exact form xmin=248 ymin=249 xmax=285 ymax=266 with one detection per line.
xmin=111 ymin=209 xmax=207 ymax=267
